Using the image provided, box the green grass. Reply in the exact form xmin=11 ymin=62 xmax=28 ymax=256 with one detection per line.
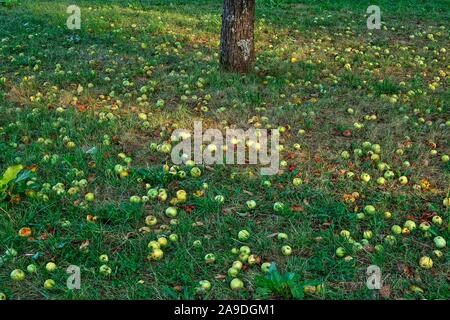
xmin=0 ymin=0 xmax=449 ymax=300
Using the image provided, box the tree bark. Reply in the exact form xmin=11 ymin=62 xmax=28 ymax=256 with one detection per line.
xmin=220 ymin=0 xmax=256 ymax=73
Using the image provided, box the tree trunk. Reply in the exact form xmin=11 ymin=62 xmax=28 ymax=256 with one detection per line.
xmin=220 ymin=0 xmax=256 ymax=73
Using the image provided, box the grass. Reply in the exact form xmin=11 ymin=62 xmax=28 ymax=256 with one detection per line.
xmin=0 ymin=0 xmax=449 ymax=300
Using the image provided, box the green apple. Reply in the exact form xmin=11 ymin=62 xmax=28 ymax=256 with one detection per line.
xmin=198 ymin=280 xmax=211 ymax=292
xmin=433 ymin=236 xmax=446 ymax=249
xmin=85 ymin=192 xmax=95 ymax=202
xmin=356 ymin=213 xmax=365 ymax=220
xmin=193 ymin=240 xmax=202 ymax=248
xmin=433 ymin=250 xmax=443 ymax=258
xmin=261 ymin=262 xmax=271 ymax=273
xmin=432 ymin=215 xmax=443 ymax=225
xmin=376 ymin=177 xmax=386 ymax=185
xmin=336 ymin=247 xmax=346 ymax=257
xmin=277 ymin=232 xmax=288 ymax=241
xmin=130 ymin=195 xmax=141 ymax=203
xmin=228 ymin=267 xmax=239 ymax=277
xmin=384 ymin=170 xmax=395 ymax=179
xmin=230 ymin=278 xmax=244 ymax=291
xmin=281 ymin=245 xmax=292 ymax=256
xmin=363 ymin=230 xmax=373 ymax=240
xmin=0 ymin=292 xmax=6 ymax=300
xmin=239 ymin=246 xmax=251 ymax=255
xmin=361 ymin=173 xmax=371 ymax=183
xmin=45 ymin=262 xmax=57 ymax=272
xmin=341 ymin=151 xmax=350 ymax=160
xmin=27 ymin=264 xmax=37 ymax=273
xmin=362 ymin=141 xmax=372 ymax=150
xmin=44 ymin=279 xmax=56 ymax=290
xmin=204 ymin=253 xmax=216 ymax=264
xmin=165 ymin=207 xmax=177 ymax=218
xmin=398 ymin=176 xmax=408 ymax=185
xmin=404 ymin=220 xmax=416 ymax=231
xmin=391 ymin=225 xmax=402 ymax=235
xmin=239 ymin=253 xmax=249 ymax=262
xmin=10 ymin=269 xmax=25 ymax=281
xmin=246 ymin=200 xmax=256 ymax=209
xmin=374 ymin=244 xmax=384 ymax=253
xmin=190 ymin=167 xmax=202 ymax=177
xmin=340 ymin=230 xmax=351 ymax=238
xmin=145 ymin=215 xmax=158 ymax=226
xmin=148 ymin=240 xmax=160 ymax=250
xmin=99 ymin=264 xmax=112 ymax=276
xmin=238 ymin=230 xmax=250 ymax=241
xmin=383 ymin=211 xmax=392 ymax=219
xmin=232 ymin=260 xmax=243 ymax=270
xmin=419 ymin=222 xmax=431 ymax=231
xmin=292 ymin=177 xmax=302 ymax=186
xmin=273 ymin=202 xmax=285 ymax=212
xmin=169 ymin=233 xmax=179 ymax=242
xmin=384 ymin=235 xmax=396 ymax=245
xmin=99 ymin=254 xmax=109 ymax=263
xmin=364 ymin=205 xmax=376 ymax=215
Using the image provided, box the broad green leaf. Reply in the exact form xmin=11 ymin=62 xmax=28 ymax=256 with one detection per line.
xmin=0 ymin=165 xmax=23 ymax=192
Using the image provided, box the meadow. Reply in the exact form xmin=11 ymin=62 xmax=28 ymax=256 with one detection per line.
xmin=0 ymin=0 xmax=449 ymax=300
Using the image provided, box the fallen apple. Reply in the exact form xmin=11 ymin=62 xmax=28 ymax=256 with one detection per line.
xmin=230 ymin=278 xmax=244 ymax=291
xmin=157 ymin=237 xmax=168 ymax=247
xmin=433 ymin=236 xmax=446 ymax=248
xmin=238 ymin=230 xmax=250 ymax=241
xmin=398 ymin=176 xmax=408 ymax=185
xmin=281 ymin=245 xmax=292 ymax=256
xmin=204 ymin=253 xmax=216 ymax=264
xmin=273 ymin=202 xmax=285 ymax=212
xmin=27 ymin=264 xmax=37 ymax=273
xmin=404 ymin=220 xmax=416 ymax=231
xmin=277 ymin=232 xmax=288 ymax=241
xmin=239 ymin=246 xmax=251 ymax=255
xmin=364 ymin=205 xmax=376 ymax=215
xmin=44 ymin=279 xmax=56 ymax=290
xmin=198 ymin=280 xmax=211 ymax=292
xmin=228 ymin=267 xmax=239 ymax=277
xmin=99 ymin=264 xmax=112 ymax=276
xmin=10 ymin=269 xmax=26 ymax=281
xmin=432 ymin=215 xmax=443 ymax=225
xmin=246 ymin=200 xmax=256 ymax=209
xmin=45 ymin=262 xmax=57 ymax=272
xmin=232 ymin=261 xmax=243 ymax=270
xmin=145 ymin=215 xmax=158 ymax=226
xmin=85 ymin=192 xmax=95 ymax=202
xmin=363 ymin=230 xmax=373 ymax=240
xmin=165 ymin=207 xmax=177 ymax=218
xmin=391 ymin=225 xmax=402 ymax=235
xmin=150 ymin=248 xmax=164 ymax=261
xmin=419 ymin=222 xmax=431 ymax=231
xmin=336 ymin=247 xmax=346 ymax=257
xmin=419 ymin=256 xmax=433 ymax=269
